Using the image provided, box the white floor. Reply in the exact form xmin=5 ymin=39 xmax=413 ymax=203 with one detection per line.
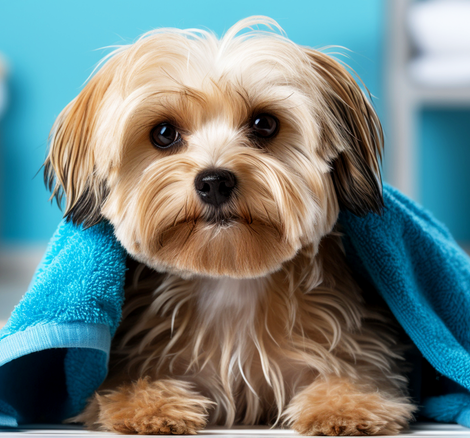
xmin=0 ymin=424 xmax=469 ymax=437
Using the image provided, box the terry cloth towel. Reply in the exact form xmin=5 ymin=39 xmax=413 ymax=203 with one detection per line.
xmin=0 ymin=222 xmax=127 ymax=426
xmin=0 ymin=184 xmax=469 ymax=427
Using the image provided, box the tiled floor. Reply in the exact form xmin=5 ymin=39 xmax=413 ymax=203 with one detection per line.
xmin=0 ymin=424 xmax=469 ymax=437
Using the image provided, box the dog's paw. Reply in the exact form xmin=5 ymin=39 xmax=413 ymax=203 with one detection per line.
xmin=105 ymin=414 xmax=205 ymax=435
xmin=76 ymin=377 xmax=213 ymax=434
xmin=284 ymin=377 xmax=415 ymax=436
xmin=289 ymin=410 xmax=390 ymax=436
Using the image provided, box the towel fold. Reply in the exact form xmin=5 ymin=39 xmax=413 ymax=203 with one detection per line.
xmin=340 ymin=184 xmax=470 ymax=426
xmin=0 ymin=220 xmax=127 ymax=426
xmin=0 ymin=184 xmax=469 ymax=427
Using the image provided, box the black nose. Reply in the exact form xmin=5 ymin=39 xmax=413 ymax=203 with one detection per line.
xmin=195 ymin=169 xmax=237 ymax=207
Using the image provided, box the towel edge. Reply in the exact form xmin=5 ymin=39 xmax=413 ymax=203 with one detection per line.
xmin=0 ymin=322 xmax=111 ymax=367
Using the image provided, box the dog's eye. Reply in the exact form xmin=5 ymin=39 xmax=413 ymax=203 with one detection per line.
xmin=150 ymin=123 xmax=180 ymax=149
xmin=252 ymin=114 xmax=279 ymax=138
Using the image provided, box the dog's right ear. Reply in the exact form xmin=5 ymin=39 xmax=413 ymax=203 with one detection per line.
xmin=44 ymin=66 xmax=114 ymax=228
xmin=303 ymin=48 xmax=384 ymax=217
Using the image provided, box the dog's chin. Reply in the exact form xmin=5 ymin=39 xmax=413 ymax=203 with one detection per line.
xmin=125 ymin=218 xmax=301 ymax=279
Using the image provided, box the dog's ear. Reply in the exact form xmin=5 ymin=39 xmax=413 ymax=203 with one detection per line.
xmin=304 ymin=49 xmax=384 ymax=216
xmin=44 ymin=67 xmax=113 ymax=228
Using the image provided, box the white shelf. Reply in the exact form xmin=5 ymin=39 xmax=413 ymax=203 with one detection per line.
xmin=0 ymin=423 xmax=469 ymax=437
xmin=386 ymin=0 xmax=470 ymax=200
xmin=413 ymin=86 xmax=470 ymax=105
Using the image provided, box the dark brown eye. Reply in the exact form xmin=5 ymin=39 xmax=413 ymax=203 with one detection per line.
xmin=252 ymin=114 xmax=279 ymax=138
xmin=150 ymin=123 xmax=180 ymax=149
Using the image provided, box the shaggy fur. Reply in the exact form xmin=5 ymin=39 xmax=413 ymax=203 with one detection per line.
xmin=46 ymin=17 xmax=416 ymax=435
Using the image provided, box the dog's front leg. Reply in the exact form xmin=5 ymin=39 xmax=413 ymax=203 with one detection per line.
xmin=72 ymin=377 xmax=213 ymax=434
xmin=284 ymin=376 xmax=414 ymax=436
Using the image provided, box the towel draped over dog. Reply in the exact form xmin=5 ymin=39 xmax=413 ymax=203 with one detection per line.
xmin=0 ymin=184 xmax=469 ymax=427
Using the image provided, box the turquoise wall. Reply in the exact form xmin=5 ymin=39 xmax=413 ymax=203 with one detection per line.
xmin=0 ymin=0 xmax=383 ymax=243
xmin=420 ymin=109 xmax=470 ymax=241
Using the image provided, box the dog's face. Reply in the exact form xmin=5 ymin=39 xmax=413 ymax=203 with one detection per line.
xmin=45 ymin=17 xmax=383 ymax=279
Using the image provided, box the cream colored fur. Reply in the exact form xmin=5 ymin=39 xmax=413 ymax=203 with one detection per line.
xmin=47 ymin=17 xmax=416 ymax=436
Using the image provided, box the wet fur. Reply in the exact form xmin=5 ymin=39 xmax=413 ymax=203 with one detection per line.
xmin=46 ymin=17 xmax=415 ymax=435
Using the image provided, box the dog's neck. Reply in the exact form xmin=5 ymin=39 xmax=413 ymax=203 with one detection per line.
xmin=119 ymin=239 xmax=326 ymax=348
xmin=195 ymin=276 xmax=267 ymax=325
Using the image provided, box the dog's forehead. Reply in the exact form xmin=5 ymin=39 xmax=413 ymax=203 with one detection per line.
xmin=121 ymin=31 xmax=307 ymax=100
xmin=112 ymin=33 xmax=316 ymax=138
xmin=123 ymin=75 xmax=302 ymax=134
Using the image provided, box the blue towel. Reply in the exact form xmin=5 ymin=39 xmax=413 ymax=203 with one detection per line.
xmin=0 ymin=184 xmax=469 ymax=427
xmin=339 ymin=184 xmax=470 ymax=426
xmin=0 ymin=221 xmax=127 ymax=426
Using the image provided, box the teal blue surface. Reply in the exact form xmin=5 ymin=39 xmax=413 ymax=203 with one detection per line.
xmin=420 ymin=109 xmax=470 ymax=242
xmin=0 ymin=0 xmax=384 ymax=242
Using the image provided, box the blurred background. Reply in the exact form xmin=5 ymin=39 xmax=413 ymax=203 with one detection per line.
xmin=1 ymin=0 xmax=470 ymax=325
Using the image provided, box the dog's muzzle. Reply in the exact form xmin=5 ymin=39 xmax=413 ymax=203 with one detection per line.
xmin=194 ymin=169 xmax=237 ymax=207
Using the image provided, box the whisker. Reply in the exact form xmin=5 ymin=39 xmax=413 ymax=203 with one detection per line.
xmin=173 ymin=205 xmax=185 ymax=227
xmin=246 ymin=222 xmax=261 ymax=237
xmin=262 ymin=202 xmax=282 ymax=239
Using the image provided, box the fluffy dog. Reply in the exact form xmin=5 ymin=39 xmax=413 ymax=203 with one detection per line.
xmin=44 ymin=17 xmax=415 ymax=435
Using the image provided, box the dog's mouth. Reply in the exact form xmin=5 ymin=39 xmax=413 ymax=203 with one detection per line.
xmin=203 ymin=210 xmax=243 ymax=226
xmin=128 ymin=202 xmax=297 ymax=278
xmin=157 ymin=208 xmax=281 ymax=246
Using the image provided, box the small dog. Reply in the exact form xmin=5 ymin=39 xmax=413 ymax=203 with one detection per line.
xmin=44 ymin=17 xmax=415 ymax=436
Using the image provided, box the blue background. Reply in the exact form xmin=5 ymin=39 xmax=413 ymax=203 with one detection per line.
xmin=0 ymin=0 xmax=469 ymax=243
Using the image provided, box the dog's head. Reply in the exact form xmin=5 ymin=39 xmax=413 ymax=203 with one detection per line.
xmin=44 ymin=17 xmax=383 ymax=278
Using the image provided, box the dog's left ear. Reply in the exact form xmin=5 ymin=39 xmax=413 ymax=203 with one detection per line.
xmin=304 ymin=49 xmax=384 ymax=216
xmin=43 ymin=65 xmax=115 ymax=228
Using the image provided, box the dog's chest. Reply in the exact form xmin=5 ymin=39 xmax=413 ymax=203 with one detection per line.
xmin=119 ymin=270 xmax=317 ymax=404
xmin=195 ymin=277 xmax=266 ymax=327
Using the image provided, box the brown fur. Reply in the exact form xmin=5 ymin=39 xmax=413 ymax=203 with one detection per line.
xmin=285 ymin=377 xmax=411 ymax=436
xmin=47 ymin=17 xmax=416 ymax=435
xmin=80 ymin=378 xmax=213 ymax=434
